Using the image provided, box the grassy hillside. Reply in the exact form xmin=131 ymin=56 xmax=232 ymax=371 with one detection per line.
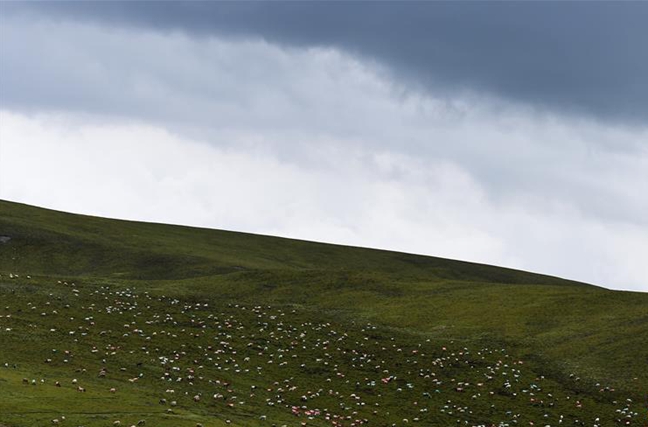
xmin=1 ymin=199 xmax=646 ymax=427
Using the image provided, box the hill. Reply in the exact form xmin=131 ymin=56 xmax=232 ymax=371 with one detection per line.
xmin=0 ymin=199 xmax=646 ymax=427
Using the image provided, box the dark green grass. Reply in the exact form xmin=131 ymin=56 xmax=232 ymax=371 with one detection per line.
xmin=0 ymin=200 xmax=590 ymax=284
xmin=0 ymin=200 xmax=647 ymax=426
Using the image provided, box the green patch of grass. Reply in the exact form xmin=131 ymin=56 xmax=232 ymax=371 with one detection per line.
xmin=1 ymin=199 xmax=647 ymax=426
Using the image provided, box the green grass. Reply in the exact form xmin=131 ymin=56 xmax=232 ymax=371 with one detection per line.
xmin=0 ymin=199 xmax=646 ymax=426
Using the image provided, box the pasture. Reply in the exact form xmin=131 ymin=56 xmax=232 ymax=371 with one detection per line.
xmin=1 ymin=200 xmax=646 ymax=426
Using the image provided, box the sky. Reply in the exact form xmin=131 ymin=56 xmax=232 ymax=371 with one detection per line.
xmin=0 ymin=2 xmax=647 ymax=291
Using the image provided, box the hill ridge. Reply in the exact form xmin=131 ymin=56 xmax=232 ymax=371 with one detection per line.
xmin=0 ymin=199 xmax=592 ymax=287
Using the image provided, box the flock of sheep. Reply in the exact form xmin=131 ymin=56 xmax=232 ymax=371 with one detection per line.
xmin=0 ymin=273 xmax=643 ymax=426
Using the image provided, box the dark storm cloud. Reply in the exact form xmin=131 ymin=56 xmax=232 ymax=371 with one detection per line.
xmin=5 ymin=1 xmax=648 ymax=122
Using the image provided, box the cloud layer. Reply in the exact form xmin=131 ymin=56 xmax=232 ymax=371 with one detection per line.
xmin=6 ymin=2 xmax=648 ymax=122
xmin=0 ymin=16 xmax=647 ymax=291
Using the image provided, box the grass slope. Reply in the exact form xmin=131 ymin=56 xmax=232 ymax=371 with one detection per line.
xmin=0 ymin=199 xmax=646 ymax=427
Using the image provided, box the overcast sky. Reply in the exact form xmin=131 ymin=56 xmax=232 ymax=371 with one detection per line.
xmin=1 ymin=2 xmax=647 ymax=291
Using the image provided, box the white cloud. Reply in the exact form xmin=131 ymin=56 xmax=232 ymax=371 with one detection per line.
xmin=2 ymin=110 xmax=647 ymax=291
xmin=1 ymin=18 xmax=647 ymax=291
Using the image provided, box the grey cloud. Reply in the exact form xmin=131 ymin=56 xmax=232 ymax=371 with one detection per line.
xmin=4 ymin=1 xmax=648 ymax=123
xmin=0 ymin=19 xmax=646 ymax=231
